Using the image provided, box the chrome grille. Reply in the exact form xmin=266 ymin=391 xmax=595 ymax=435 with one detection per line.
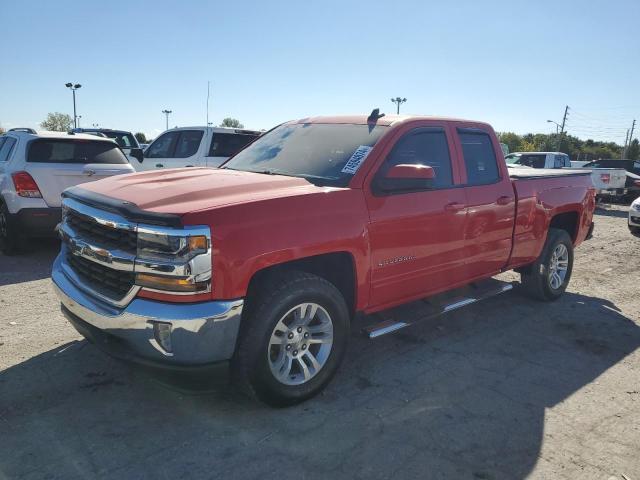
xmin=66 ymin=208 xmax=137 ymax=252
xmin=66 ymin=251 xmax=135 ymax=300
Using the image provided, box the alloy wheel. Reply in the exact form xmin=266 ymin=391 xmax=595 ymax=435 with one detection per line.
xmin=267 ymin=303 xmax=334 ymax=386
xmin=548 ymin=244 xmax=569 ymax=290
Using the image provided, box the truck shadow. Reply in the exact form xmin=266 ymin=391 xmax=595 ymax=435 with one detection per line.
xmin=0 ymin=239 xmax=59 ymax=286
xmin=0 ymin=291 xmax=638 ymax=479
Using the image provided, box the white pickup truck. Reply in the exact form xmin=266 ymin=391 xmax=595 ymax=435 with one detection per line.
xmin=505 ymin=151 xmax=627 ymax=199
xmin=135 ymin=126 xmax=261 ymax=171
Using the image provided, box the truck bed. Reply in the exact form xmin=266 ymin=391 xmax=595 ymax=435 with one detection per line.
xmin=508 ymin=167 xmax=591 ymax=179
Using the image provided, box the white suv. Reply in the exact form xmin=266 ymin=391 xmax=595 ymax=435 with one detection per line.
xmin=629 ymin=196 xmax=640 ymax=236
xmin=137 ymin=126 xmax=261 ymax=170
xmin=0 ymin=130 xmax=135 ymax=254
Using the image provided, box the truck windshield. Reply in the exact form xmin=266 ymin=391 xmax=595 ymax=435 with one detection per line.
xmin=222 ymin=123 xmax=388 ymax=186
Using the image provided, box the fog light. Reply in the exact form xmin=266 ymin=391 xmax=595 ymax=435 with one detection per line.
xmin=152 ymin=322 xmax=173 ymax=354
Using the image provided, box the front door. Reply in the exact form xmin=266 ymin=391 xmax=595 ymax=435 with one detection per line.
xmin=142 ymin=130 xmax=204 ymax=170
xmin=365 ymin=125 xmax=468 ymax=309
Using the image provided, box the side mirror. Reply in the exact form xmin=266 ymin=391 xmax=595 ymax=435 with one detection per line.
xmin=130 ymin=147 xmax=144 ymax=163
xmin=377 ymin=164 xmax=435 ymax=192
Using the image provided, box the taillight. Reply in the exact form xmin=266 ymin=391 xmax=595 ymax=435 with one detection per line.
xmin=11 ymin=172 xmax=42 ymax=198
xmin=600 ymin=173 xmax=610 ymax=184
xmin=634 ymin=180 xmax=640 ymax=187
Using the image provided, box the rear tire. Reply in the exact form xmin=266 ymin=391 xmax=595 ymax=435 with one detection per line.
xmin=233 ymin=271 xmax=350 ymax=407
xmin=0 ymin=202 xmax=21 ymax=255
xmin=520 ymin=228 xmax=574 ymax=302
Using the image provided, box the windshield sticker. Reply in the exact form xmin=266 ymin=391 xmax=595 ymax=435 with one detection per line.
xmin=342 ymin=146 xmax=373 ymax=174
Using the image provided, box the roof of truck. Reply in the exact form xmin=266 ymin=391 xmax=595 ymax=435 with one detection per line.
xmin=292 ymin=114 xmax=492 ymax=128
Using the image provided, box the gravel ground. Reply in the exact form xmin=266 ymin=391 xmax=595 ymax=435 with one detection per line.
xmin=0 ymin=205 xmax=639 ymax=480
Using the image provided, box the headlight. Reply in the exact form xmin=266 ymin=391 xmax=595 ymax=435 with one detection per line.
xmin=137 ymin=228 xmax=208 ymax=261
xmin=135 ymin=225 xmax=212 ymax=295
xmin=632 ymin=202 xmax=640 ymax=212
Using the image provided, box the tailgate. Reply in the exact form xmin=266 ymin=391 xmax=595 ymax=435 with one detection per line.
xmin=590 ymin=169 xmax=626 ymax=190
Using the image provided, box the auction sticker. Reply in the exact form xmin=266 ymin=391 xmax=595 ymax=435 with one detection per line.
xmin=341 ymin=146 xmax=373 ymax=174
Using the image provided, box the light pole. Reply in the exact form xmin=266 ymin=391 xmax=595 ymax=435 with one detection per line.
xmin=77 ymin=115 xmax=82 ymax=128
xmin=65 ymin=83 xmax=82 ymax=129
xmin=92 ymin=123 xmax=100 ymax=128
xmin=162 ymin=109 xmax=172 ymax=130
xmin=391 ymin=97 xmax=407 ymax=114
xmin=547 ymin=119 xmax=561 ymax=134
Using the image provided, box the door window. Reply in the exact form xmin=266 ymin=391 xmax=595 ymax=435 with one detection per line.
xmin=0 ymin=137 xmax=16 ymax=162
xmin=381 ymin=128 xmax=453 ymax=188
xmin=208 ymin=132 xmax=259 ymax=157
xmin=174 ymin=130 xmax=203 ymax=158
xmin=145 ymin=132 xmax=179 ymax=158
xmin=458 ymin=130 xmax=500 ymax=184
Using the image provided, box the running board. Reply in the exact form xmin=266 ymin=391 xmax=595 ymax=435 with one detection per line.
xmin=363 ymin=278 xmax=515 ymax=339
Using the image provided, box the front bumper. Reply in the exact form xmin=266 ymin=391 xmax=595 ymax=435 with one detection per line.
xmin=629 ymin=213 xmax=640 ymax=228
xmin=52 ymin=253 xmax=244 ymax=368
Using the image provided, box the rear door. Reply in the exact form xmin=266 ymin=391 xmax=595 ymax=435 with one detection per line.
xmin=24 ymin=138 xmax=132 ymax=207
xmin=454 ymin=127 xmax=516 ymax=279
xmin=206 ymin=131 xmax=260 ymax=167
xmin=142 ymin=130 xmax=205 ymax=169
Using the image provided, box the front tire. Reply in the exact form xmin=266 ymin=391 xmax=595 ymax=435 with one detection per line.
xmin=233 ymin=271 xmax=350 ymax=407
xmin=520 ymin=228 xmax=574 ymax=301
xmin=629 ymin=225 xmax=640 ymax=237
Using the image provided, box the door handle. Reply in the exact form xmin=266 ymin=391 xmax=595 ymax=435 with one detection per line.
xmin=497 ymin=195 xmax=513 ymax=205
xmin=444 ymin=202 xmax=465 ymax=212
xmin=155 ymin=163 xmax=164 ymax=168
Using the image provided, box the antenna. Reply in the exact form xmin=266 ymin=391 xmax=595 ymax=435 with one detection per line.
xmin=206 ymin=81 xmax=211 ymax=127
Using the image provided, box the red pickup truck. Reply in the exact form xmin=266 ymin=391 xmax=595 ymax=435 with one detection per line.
xmin=52 ymin=112 xmax=595 ymax=405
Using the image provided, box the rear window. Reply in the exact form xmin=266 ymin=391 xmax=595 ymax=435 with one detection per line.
xmin=208 ymin=132 xmax=260 ymax=157
xmin=27 ymin=139 xmax=128 ymax=164
xmin=516 ymin=154 xmax=547 ymax=168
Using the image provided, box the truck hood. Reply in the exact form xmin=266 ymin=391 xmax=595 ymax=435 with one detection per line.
xmin=75 ymin=167 xmax=325 ymax=214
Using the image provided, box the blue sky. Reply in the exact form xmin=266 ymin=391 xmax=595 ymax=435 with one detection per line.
xmin=2 ymin=0 xmax=639 ymax=143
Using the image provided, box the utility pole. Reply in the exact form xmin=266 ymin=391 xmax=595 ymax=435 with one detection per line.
xmin=623 ymin=119 xmax=636 ymax=159
xmin=557 ymin=105 xmax=569 ymax=151
xmin=622 ymin=129 xmax=630 ymax=159
xmin=391 ymin=97 xmax=407 ymax=114
xmin=162 ymin=109 xmax=172 ymax=131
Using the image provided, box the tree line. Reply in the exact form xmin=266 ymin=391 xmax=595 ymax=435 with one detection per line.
xmin=498 ymin=131 xmax=639 ymax=161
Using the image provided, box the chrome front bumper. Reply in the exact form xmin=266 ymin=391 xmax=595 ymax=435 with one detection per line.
xmin=52 ymin=253 xmax=243 ymax=366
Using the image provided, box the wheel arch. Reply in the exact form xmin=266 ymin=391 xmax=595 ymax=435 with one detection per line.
xmin=243 ymin=251 xmax=358 ymax=319
xmin=549 ymin=211 xmax=580 ymax=243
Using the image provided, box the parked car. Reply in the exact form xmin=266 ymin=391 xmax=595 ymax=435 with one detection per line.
xmin=52 ymin=113 xmax=595 ymax=406
xmin=581 ymin=159 xmax=640 ymax=201
xmin=506 ymin=151 xmax=628 ymax=200
xmin=137 ymin=126 xmax=261 ymax=170
xmin=0 ymin=130 xmax=135 ymax=254
xmin=72 ymin=128 xmax=145 ymax=165
xmin=629 ymin=196 xmax=640 ymax=236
